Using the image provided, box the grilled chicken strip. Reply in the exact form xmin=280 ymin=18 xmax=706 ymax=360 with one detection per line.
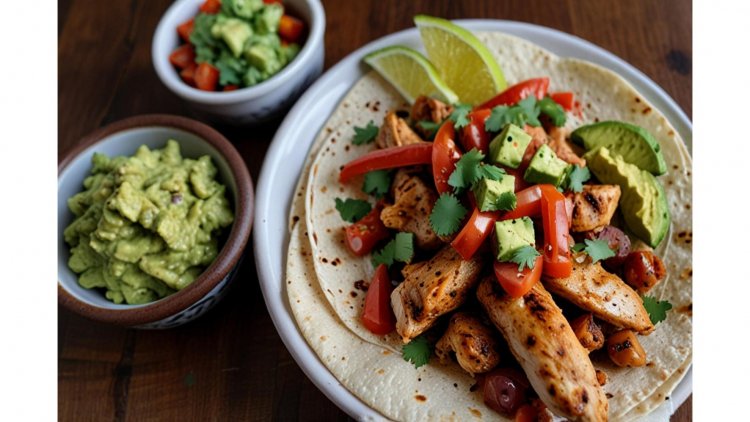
xmin=547 ymin=126 xmax=586 ymax=167
xmin=410 ymin=95 xmax=453 ymax=138
xmin=391 ymin=246 xmax=484 ymax=343
xmin=435 ymin=312 xmax=501 ymax=375
xmin=380 ymin=170 xmax=442 ymax=249
xmin=477 ymin=278 xmax=608 ymax=421
xmin=568 ymin=185 xmax=621 ymax=232
xmin=543 ymin=256 xmax=654 ymax=335
xmin=375 ymin=111 xmax=424 ymax=149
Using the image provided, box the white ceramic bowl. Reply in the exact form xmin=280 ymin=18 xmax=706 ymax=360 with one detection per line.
xmin=152 ymin=0 xmax=325 ymax=125
xmin=58 ymin=115 xmax=254 ymax=328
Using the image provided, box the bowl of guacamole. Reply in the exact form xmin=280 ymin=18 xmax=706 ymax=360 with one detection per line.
xmin=58 ymin=115 xmax=254 ymax=328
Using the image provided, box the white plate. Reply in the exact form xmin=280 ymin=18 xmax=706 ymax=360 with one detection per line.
xmin=254 ymin=20 xmax=692 ymax=420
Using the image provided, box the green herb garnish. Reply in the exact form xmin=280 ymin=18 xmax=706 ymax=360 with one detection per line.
xmin=429 ymin=193 xmax=468 ymax=236
xmin=362 ymin=170 xmax=391 ymax=198
xmin=564 ymin=165 xmax=591 ymax=193
xmin=510 ymin=245 xmax=541 ymax=271
xmin=448 ymin=104 xmax=472 ymax=129
xmin=642 ymin=296 xmax=673 ymax=325
xmin=353 ymin=121 xmax=379 ymax=145
xmin=334 ymin=198 xmax=371 ymax=223
xmin=447 ymin=149 xmax=505 ymax=192
xmin=371 ymin=232 xmax=414 ymax=268
xmin=402 ymin=335 xmax=432 ymax=369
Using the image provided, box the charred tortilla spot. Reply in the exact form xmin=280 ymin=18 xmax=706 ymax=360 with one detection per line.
xmin=354 ymin=280 xmax=370 ymax=292
xmin=527 ymin=335 xmax=537 ymax=347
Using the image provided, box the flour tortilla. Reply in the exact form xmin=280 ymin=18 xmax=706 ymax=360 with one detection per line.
xmin=289 ymin=31 xmax=692 ymax=420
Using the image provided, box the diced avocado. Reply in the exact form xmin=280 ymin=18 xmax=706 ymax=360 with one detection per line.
xmin=256 ymin=3 xmax=284 ymax=34
xmin=585 ymin=147 xmax=670 ymax=247
xmin=488 ymin=124 xmax=532 ymax=169
xmin=229 ymin=0 xmax=264 ymax=19
xmin=524 ymin=144 xmax=571 ymax=186
xmin=280 ymin=43 xmax=301 ymax=65
xmin=245 ymin=44 xmax=282 ymax=74
xmin=493 ymin=217 xmax=535 ymax=262
xmin=571 ymin=121 xmax=667 ymax=175
xmin=473 ymin=176 xmax=515 ymax=212
xmin=211 ymin=17 xmax=253 ymax=57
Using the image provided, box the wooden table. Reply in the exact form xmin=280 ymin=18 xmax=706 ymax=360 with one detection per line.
xmin=58 ymin=0 xmax=692 ymax=420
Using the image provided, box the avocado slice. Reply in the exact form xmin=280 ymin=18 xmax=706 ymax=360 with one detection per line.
xmin=571 ymin=121 xmax=667 ymax=175
xmin=585 ymin=147 xmax=670 ymax=247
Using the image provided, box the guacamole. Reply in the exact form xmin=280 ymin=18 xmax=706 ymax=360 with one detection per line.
xmin=63 ymin=140 xmax=234 ymax=305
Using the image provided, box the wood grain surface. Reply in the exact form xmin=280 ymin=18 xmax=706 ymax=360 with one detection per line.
xmin=58 ymin=0 xmax=692 ymax=420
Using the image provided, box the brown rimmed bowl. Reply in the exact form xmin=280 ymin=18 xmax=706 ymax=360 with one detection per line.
xmin=58 ymin=115 xmax=253 ymax=328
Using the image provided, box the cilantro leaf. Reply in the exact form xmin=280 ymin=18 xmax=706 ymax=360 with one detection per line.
xmin=538 ymin=96 xmax=566 ymax=127
xmin=447 ymin=149 xmax=505 ymax=192
xmin=642 ymin=295 xmax=673 ymax=325
xmin=448 ymin=149 xmax=485 ymax=190
xmin=429 ymin=193 xmax=468 ymax=236
xmin=484 ymin=105 xmax=511 ymax=132
xmin=478 ymin=163 xmax=506 ymax=181
xmin=334 ymin=198 xmax=371 ymax=223
xmin=571 ymin=242 xmax=586 ymax=253
xmin=417 ymin=120 xmax=442 ymax=133
xmin=510 ymin=245 xmax=541 ymax=271
xmin=484 ymin=97 xmax=542 ymax=132
xmin=362 ymin=170 xmax=391 ymax=198
xmin=190 ymin=14 xmax=220 ymax=63
xmin=416 ymin=120 xmax=444 ymax=141
xmin=582 ymin=239 xmax=616 ymax=263
xmin=371 ymin=232 xmax=414 ymax=268
xmin=353 ymin=121 xmax=379 ymax=145
xmin=564 ymin=165 xmax=591 ymax=193
xmin=402 ymin=335 xmax=432 ymax=368
xmin=495 ymin=191 xmax=517 ymax=212
xmin=449 ymin=104 xmax=472 ymax=129
xmin=517 ymin=95 xmax=542 ymax=127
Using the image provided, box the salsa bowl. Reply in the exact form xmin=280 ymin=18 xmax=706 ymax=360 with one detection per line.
xmin=58 ymin=115 xmax=254 ymax=328
xmin=152 ymin=0 xmax=326 ymax=125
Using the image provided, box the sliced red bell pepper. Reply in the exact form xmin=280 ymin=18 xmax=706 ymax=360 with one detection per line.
xmin=279 ymin=15 xmax=305 ymax=43
xmin=501 ymin=185 xmax=542 ymax=220
xmin=460 ymin=108 xmax=492 ymax=153
xmin=539 ymin=185 xmax=572 ymax=278
xmin=362 ymin=264 xmax=396 ymax=335
xmin=177 ymin=18 xmax=194 ymax=43
xmin=451 ymin=207 xmax=500 ymax=260
xmin=345 ymin=203 xmax=390 ymax=256
xmin=432 ymin=121 xmax=462 ymax=194
xmin=199 ymin=0 xmax=221 ymax=14
xmin=494 ymin=255 xmax=543 ymax=298
xmin=194 ymin=62 xmax=220 ymax=91
xmin=478 ymin=78 xmax=550 ymax=110
xmin=169 ymin=44 xmax=196 ymax=70
xmin=223 ymin=84 xmax=239 ymax=91
xmin=339 ymin=143 xmax=433 ymax=183
xmin=549 ymin=92 xmax=574 ymax=111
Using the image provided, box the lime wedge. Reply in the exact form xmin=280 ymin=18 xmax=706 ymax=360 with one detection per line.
xmin=414 ymin=15 xmax=506 ymax=105
xmin=363 ymin=45 xmax=459 ymax=105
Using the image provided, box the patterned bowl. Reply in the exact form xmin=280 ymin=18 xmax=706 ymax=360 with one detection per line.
xmin=58 ymin=115 xmax=253 ymax=328
xmin=151 ymin=0 xmax=325 ymax=125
